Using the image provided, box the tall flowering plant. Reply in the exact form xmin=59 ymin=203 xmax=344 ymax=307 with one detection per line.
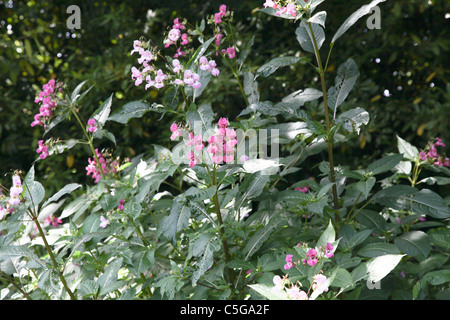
xmin=1 ymin=1 xmax=449 ymax=302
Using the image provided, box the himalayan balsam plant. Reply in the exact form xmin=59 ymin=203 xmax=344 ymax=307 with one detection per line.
xmin=1 ymin=0 xmax=449 ymax=301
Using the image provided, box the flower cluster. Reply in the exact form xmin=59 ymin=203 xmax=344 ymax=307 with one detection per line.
xmin=169 ymin=117 xmax=238 ymax=167
xmin=284 ymin=241 xmax=334 ymax=270
xmin=36 ymin=140 xmax=49 ymax=160
xmin=163 ymin=17 xmax=190 ymax=57
xmin=419 ymin=137 xmax=449 ymax=167
xmin=85 ymin=149 xmax=123 ymax=183
xmin=31 ymin=79 xmax=63 ymax=128
xmin=207 ymin=4 xmax=236 ymax=58
xmin=0 ymin=175 xmax=23 ymax=220
xmin=272 ymin=272 xmax=329 ymax=300
xmin=263 ymin=0 xmax=309 ymax=18
xmin=44 ymin=215 xmax=63 ymax=228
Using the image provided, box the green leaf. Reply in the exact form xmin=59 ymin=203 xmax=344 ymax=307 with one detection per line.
xmin=192 ymin=236 xmax=219 ymax=285
xmin=331 ymin=0 xmax=387 ymax=43
xmin=243 ymin=220 xmax=280 ymax=260
xmin=98 ymin=258 xmax=123 ymax=290
xmin=108 ymin=101 xmax=151 ymax=124
xmin=256 ymin=56 xmax=302 ymax=79
xmin=296 ymin=20 xmax=325 ymax=54
xmin=227 ymin=259 xmax=255 ymax=271
xmin=330 ymin=268 xmax=353 ymax=288
xmin=355 ymin=177 xmax=376 ymax=199
xmin=186 ymin=37 xmax=215 ymax=70
xmin=356 ymin=210 xmax=387 ymax=233
xmin=42 ymin=183 xmax=81 ymax=208
xmin=161 ymin=198 xmax=191 ymax=242
xmin=248 ymin=284 xmax=288 ymax=300
xmin=243 ymin=71 xmax=260 ymax=105
xmin=276 ymin=87 xmax=323 ymax=109
xmin=185 ymin=103 xmax=215 ymax=133
xmin=358 ymin=243 xmax=401 ymax=258
xmin=317 ymin=220 xmax=336 ymax=248
xmin=423 ymin=270 xmax=450 ymax=286
xmin=366 ymin=254 xmax=405 ymax=283
xmin=308 ymin=11 xmax=327 ymax=28
xmin=410 ymin=189 xmax=450 ymax=219
xmin=92 ymin=93 xmax=113 ymax=125
xmin=397 ymin=136 xmax=419 ymax=161
xmin=427 ymin=228 xmax=450 ymax=250
xmin=236 ymin=172 xmax=271 ymax=209
xmin=328 ymin=59 xmax=360 ymax=118
xmin=26 ymin=181 xmax=45 ymax=207
xmin=366 ymin=154 xmax=404 ymax=175
xmin=336 ymin=107 xmax=369 ymax=135
xmin=70 ymin=80 xmax=89 ymax=103
xmin=394 ymin=231 xmax=430 ymax=260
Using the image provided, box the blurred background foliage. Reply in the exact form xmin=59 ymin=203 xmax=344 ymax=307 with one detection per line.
xmin=0 ymin=0 xmax=448 ymax=195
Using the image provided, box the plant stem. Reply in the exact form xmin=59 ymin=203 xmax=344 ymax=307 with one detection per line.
xmin=70 ymin=108 xmax=106 ymax=180
xmin=307 ymin=22 xmax=340 ymax=214
xmin=211 ymin=168 xmax=235 ymax=292
xmin=33 ymin=217 xmax=77 ymax=300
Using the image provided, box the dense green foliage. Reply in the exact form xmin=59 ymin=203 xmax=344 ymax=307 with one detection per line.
xmin=0 ymin=0 xmax=449 ymax=301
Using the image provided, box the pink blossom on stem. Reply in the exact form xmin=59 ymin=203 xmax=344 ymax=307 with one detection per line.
xmin=284 ymin=254 xmax=295 ymax=270
xmin=118 ymin=198 xmax=125 ymax=210
xmin=87 ymin=118 xmax=97 ymax=133
xmin=36 ymin=140 xmax=49 ymax=160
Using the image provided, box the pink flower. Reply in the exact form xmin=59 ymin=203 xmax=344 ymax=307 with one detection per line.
xmin=307 ymin=248 xmax=317 ymax=258
xmin=181 ymin=33 xmax=189 ymax=46
xmin=100 ymin=216 xmax=110 ymax=229
xmin=295 ymin=186 xmax=309 ymax=193
xmin=199 ymin=56 xmax=211 ymax=71
xmin=118 ymin=198 xmax=125 ymax=210
xmin=324 ymin=242 xmax=334 ymax=258
xmin=88 ymin=118 xmax=97 ymax=133
xmin=435 ymin=137 xmax=445 ymax=147
xmin=168 ymin=28 xmax=181 ymax=42
xmin=170 ymin=123 xmax=178 ymax=132
xmin=273 ymin=275 xmax=284 ymax=290
xmin=286 ymin=286 xmax=308 ymax=300
xmin=36 ymin=140 xmax=49 ymax=160
xmin=307 ymin=258 xmax=318 ymax=267
xmin=173 ymin=17 xmax=186 ymax=30
xmin=286 ymin=3 xmax=297 ymax=17
xmin=419 ymin=151 xmax=428 ymax=161
xmin=131 ymin=66 xmax=143 ymax=86
xmin=188 ymin=151 xmax=198 ymax=168
xmin=312 ymin=274 xmax=329 ymax=294
xmin=218 ymin=117 xmax=228 ymax=128
xmin=284 ymin=254 xmax=295 ymax=270
xmin=263 ymin=0 xmax=278 ymax=9
xmin=222 ymin=47 xmax=236 ymax=59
